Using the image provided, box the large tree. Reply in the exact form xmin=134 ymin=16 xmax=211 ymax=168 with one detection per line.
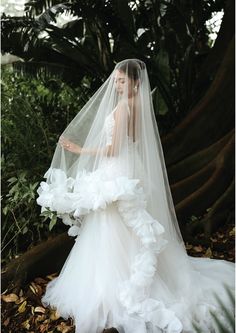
xmin=1 ymin=0 xmax=234 ymax=290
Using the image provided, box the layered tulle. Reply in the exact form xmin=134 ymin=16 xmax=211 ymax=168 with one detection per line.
xmin=37 ymin=165 xmax=235 ymax=333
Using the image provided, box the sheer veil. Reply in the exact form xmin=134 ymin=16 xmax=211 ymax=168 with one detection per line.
xmin=37 ymin=59 xmax=184 ymax=243
xmin=37 ymin=59 xmax=199 ymax=294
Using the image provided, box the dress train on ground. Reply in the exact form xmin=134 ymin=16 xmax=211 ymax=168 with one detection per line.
xmin=40 ymin=167 xmax=235 ymax=333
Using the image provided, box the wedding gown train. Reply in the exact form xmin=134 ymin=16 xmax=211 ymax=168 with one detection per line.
xmin=38 ymin=110 xmax=235 ymax=333
xmin=41 ymin=201 xmax=234 ymax=333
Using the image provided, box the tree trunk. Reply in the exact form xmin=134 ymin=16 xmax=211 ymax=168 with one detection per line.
xmin=161 ymin=1 xmax=234 ymax=236
xmin=162 ymin=36 xmax=234 ymax=165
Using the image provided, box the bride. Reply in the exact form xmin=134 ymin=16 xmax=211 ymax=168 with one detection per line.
xmin=36 ymin=59 xmax=234 ymax=333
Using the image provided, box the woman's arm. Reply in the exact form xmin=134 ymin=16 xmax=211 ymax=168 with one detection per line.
xmin=59 ymin=102 xmax=127 ymax=157
xmin=59 ymin=136 xmax=108 ymax=156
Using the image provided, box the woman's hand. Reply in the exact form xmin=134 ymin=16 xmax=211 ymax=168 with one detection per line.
xmin=59 ymin=135 xmax=81 ymax=154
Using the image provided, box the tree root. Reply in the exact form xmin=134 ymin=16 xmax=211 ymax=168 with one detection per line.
xmin=1 ymin=232 xmax=74 ymax=293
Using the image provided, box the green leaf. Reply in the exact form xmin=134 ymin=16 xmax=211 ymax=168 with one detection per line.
xmin=49 ymin=215 xmax=57 ymax=231
xmin=7 ymin=177 xmax=17 ymax=184
xmin=22 ymin=226 xmax=28 ymax=234
xmin=2 ymin=206 xmax=9 ymax=215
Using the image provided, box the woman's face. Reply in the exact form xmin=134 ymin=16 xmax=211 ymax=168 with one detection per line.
xmin=114 ymin=69 xmax=133 ymax=96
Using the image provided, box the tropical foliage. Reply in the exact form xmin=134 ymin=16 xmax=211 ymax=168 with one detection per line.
xmin=1 ymin=66 xmax=90 ymax=262
xmin=2 ymin=0 xmax=226 ymax=126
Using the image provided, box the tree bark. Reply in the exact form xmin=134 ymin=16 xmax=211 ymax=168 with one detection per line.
xmin=158 ymin=1 xmax=235 ymax=237
xmin=175 ymin=133 xmax=234 ymax=221
xmin=185 ymin=178 xmax=235 ymax=237
xmin=162 ymin=36 xmax=234 ymax=166
xmin=192 ymin=0 xmax=235 ymax=103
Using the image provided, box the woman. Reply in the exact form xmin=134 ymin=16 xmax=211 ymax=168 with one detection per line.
xmin=36 ymin=59 xmax=234 ymax=333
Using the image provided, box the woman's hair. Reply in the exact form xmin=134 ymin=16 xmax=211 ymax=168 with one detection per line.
xmin=116 ymin=59 xmax=145 ymax=81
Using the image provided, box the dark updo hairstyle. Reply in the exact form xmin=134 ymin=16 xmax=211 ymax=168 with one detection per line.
xmin=115 ymin=59 xmax=145 ymax=82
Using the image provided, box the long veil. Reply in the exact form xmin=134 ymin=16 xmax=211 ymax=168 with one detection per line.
xmin=37 ymin=59 xmax=184 ymax=244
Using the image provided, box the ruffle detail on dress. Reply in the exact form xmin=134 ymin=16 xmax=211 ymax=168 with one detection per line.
xmin=37 ymin=167 xmax=142 ymax=236
xmin=36 ymin=167 xmax=142 ymax=236
xmin=116 ymin=198 xmax=183 ymax=333
xmin=36 ymin=167 xmax=185 ymax=332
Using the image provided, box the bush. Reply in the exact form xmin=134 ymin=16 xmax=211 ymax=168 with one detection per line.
xmin=1 ymin=65 xmax=90 ymax=263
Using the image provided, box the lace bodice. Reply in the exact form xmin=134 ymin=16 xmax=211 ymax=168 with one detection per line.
xmin=103 ymin=109 xmax=116 ymax=146
xmin=100 ymin=107 xmax=140 ymax=182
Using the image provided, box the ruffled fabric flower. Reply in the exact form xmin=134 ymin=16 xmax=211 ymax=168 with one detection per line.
xmin=36 ymin=168 xmax=74 ymax=214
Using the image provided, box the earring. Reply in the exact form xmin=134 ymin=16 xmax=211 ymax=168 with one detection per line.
xmin=133 ymin=86 xmax=138 ymax=92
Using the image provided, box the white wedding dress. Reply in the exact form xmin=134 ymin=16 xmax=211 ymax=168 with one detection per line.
xmin=40 ymin=109 xmax=235 ymax=333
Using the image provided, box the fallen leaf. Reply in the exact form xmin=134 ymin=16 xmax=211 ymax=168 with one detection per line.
xmin=35 ymin=314 xmax=46 ymax=323
xmin=31 ymin=306 xmax=35 ymax=315
xmin=36 ymin=284 xmax=43 ymax=296
xmin=46 ymin=273 xmax=58 ymax=281
xmin=39 ymin=322 xmax=49 ymax=333
xmin=50 ymin=309 xmax=61 ymax=321
xmin=15 ymin=296 xmax=26 ymax=304
xmin=193 ymin=245 xmax=204 ymax=253
xmin=56 ymin=321 xmax=72 ymax=333
xmin=3 ymin=317 xmax=10 ymax=326
xmin=1 ymin=293 xmax=18 ymax=302
xmin=35 ymin=306 xmax=46 ymax=314
xmin=18 ymin=300 xmax=27 ymax=313
xmin=203 ymin=247 xmax=213 ymax=258
xmin=30 ymin=283 xmax=38 ymax=295
xmin=21 ymin=319 xmax=31 ymax=330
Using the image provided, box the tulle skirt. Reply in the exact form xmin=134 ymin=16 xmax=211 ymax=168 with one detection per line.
xmin=41 ymin=202 xmax=235 ymax=333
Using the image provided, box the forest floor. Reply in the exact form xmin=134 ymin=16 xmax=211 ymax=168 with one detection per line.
xmin=1 ymin=222 xmax=235 ymax=333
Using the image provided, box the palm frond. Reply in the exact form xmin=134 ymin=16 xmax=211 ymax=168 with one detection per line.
xmin=192 ymin=283 xmax=235 ymax=333
xmin=10 ymin=61 xmax=82 ymax=84
xmin=35 ymin=3 xmax=72 ymax=31
xmin=24 ymin=0 xmax=67 ymax=17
